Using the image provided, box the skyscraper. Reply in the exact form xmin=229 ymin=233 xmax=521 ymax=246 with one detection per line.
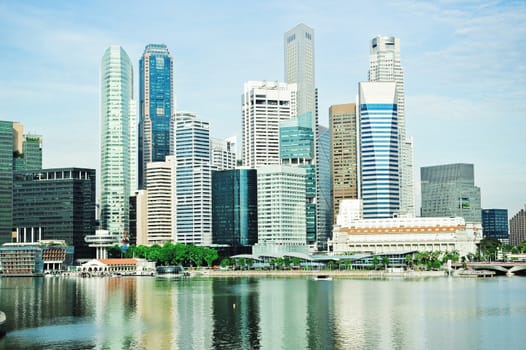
xmin=358 ymin=81 xmax=400 ymax=219
xmin=369 ymin=36 xmax=415 ymax=217
xmin=316 ymin=124 xmax=332 ymax=249
xmin=100 ymin=46 xmax=135 ymax=235
xmin=330 ymin=103 xmax=359 ymax=222
xmin=509 ymin=205 xmax=526 ymax=246
xmin=174 ymin=112 xmax=211 ymax=245
xmin=211 ymin=136 xmax=236 ymax=171
xmin=241 ymin=81 xmax=297 ymax=168
xmin=420 ymin=163 xmax=481 ymax=223
xmin=482 ymin=209 xmax=509 ymax=241
xmin=139 ymin=44 xmax=174 ymax=189
xmin=146 ymin=156 xmax=174 ymax=245
xmin=0 ymin=120 xmax=14 ymax=244
xmin=12 ymin=124 xmax=42 ymax=171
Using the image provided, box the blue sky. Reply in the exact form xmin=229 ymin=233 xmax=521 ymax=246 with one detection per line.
xmin=0 ymin=0 xmax=524 ymax=215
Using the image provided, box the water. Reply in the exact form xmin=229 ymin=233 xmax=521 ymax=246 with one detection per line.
xmin=0 ymin=276 xmax=525 ymax=349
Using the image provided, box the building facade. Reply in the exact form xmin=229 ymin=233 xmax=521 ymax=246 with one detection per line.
xmin=100 ymin=46 xmax=135 ymax=236
xmin=482 ymin=209 xmax=509 ymax=241
xmin=241 ymin=81 xmax=297 ymax=168
xmin=174 ymin=112 xmax=211 ymax=245
xmin=420 ymin=163 xmax=481 ymax=223
xmin=211 ymin=136 xmax=236 ymax=171
xmin=509 ymin=205 xmax=526 ymax=246
xmin=13 ymin=132 xmax=42 ymax=171
xmin=0 ymin=120 xmax=13 ymax=244
xmin=358 ymin=82 xmax=400 ymax=219
xmin=146 ymin=156 xmax=175 ymax=245
xmin=254 ymin=165 xmax=307 ymax=254
xmin=13 ymin=168 xmax=96 ymax=259
xmin=139 ymin=44 xmax=174 ymax=189
xmin=368 ymin=36 xmax=415 ymax=217
xmin=330 ymin=103 xmax=358 ymax=223
xmin=316 ymin=124 xmax=332 ymax=249
xmin=212 ymin=169 xmax=258 ymax=247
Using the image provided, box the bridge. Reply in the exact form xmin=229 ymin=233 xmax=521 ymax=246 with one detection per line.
xmin=453 ymin=262 xmax=526 ymax=275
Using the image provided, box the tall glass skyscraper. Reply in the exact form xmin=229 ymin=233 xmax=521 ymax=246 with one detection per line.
xmin=100 ymin=46 xmax=135 ymax=235
xmin=369 ymin=36 xmax=415 ymax=217
xmin=0 ymin=120 xmax=14 ymax=244
xmin=358 ymin=81 xmax=400 ymax=219
xmin=316 ymin=125 xmax=332 ymax=249
xmin=174 ymin=112 xmax=211 ymax=245
xmin=482 ymin=209 xmax=509 ymax=241
xmin=420 ymin=163 xmax=481 ymax=223
xmin=212 ymin=169 xmax=258 ymax=247
xmin=139 ymin=44 xmax=174 ymax=189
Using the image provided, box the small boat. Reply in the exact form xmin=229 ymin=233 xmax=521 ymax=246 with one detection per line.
xmin=314 ymin=274 xmax=333 ymax=281
xmin=0 ymin=310 xmax=6 ymax=337
xmin=156 ymin=265 xmax=189 ymax=278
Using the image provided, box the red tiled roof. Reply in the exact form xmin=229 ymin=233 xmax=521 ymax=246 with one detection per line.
xmin=98 ymin=258 xmax=137 ymax=265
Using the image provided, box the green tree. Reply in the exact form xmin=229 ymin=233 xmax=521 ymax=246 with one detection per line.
xmin=381 ymin=256 xmax=389 ymax=270
xmin=203 ymin=248 xmax=219 ymax=267
xmin=327 ymin=261 xmax=336 ymax=270
xmin=372 ymin=256 xmax=380 ymax=270
xmin=478 ymin=237 xmax=501 ymax=261
xmin=187 ymin=245 xmax=203 ymax=267
xmin=107 ymin=245 xmax=122 ymax=258
xmin=292 ymin=257 xmax=301 ymax=268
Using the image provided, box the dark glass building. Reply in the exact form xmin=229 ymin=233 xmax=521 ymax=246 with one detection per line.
xmin=139 ymin=44 xmax=174 ymax=189
xmin=0 ymin=120 xmax=14 ymax=244
xmin=13 ymin=168 xmax=96 ymax=259
xmin=212 ymin=169 xmax=257 ymax=247
xmin=482 ymin=209 xmax=509 ymax=241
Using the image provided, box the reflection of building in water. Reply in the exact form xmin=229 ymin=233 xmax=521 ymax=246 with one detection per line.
xmin=258 ymin=279 xmax=308 ymax=349
xmin=306 ymin=279 xmax=335 ymax=349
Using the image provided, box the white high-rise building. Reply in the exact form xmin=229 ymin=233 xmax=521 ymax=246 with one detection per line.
xmin=174 ymin=112 xmax=211 ymax=245
xmin=368 ymin=36 xmax=415 ymax=217
xmin=100 ymin=46 xmax=135 ymax=235
xmin=211 ymin=136 xmax=236 ymax=171
xmin=241 ymin=81 xmax=297 ymax=168
xmin=254 ymin=165 xmax=307 ymax=254
xmin=146 ymin=156 xmax=174 ymax=245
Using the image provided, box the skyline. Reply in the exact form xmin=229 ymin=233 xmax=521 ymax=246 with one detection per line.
xmin=0 ymin=1 xmax=524 ymax=215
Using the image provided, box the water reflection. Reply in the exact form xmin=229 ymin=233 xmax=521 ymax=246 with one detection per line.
xmin=1 ymin=276 xmax=525 ymax=349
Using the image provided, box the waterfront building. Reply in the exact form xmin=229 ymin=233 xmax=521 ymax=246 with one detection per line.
xmin=138 ymin=44 xmax=174 ymax=189
xmin=358 ymin=81 xmax=400 ymax=219
xmin=482 ymin=209 xmax=509 ymax=241
xmin=420 ymin=163 xmax=481 ymax=223
xmin=369 ymin=35 xmax=415 ymax=217
xmin=13 ymin=168 xmax=96 ymax=259
xmin=241 ymin=81 xmax=297 ymax=168
xmin=84 ymin=229 xmax=119 ymax=259
xmin=509 ymin=205 xmax=526 ymax=246
xmin=316 ymin=125 xmax=332 ymax=249
xmin=0 ymin=120 xmax=13 ymax=244
xmin=330 ymin=103 xmax=358 ymax=223
xmin=329 ymin=216 xmax=482 ymax=257
xmin=174 ymin=112 xmax=211 ymax=245
xmin=211 ymin=136 xmax=236 ymax=171
xmin=253 ymin=165 xmax=308 ymax=254
xmin=13 ymin=130 xmax=42 ymax=171
xmin=280 ymin=113 xmax=315 ymax=245
xmin=133 ymin=190 xmax=148 ymax=246
xmin=0 ymin=240 xmax=74 ymax=276
xmin=212 ymin=169 xmax=257 ymax=247
xmin=146 ymin=156 xmax=175 ymax=245
xmin=79 ymin=258 xmax=155 ymax=276
xmin=100 ymin=46 xmax=136 ymax=236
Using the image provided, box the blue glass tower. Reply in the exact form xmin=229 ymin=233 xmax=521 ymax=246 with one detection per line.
xmin=359 ymin=82 xmax=400 ymax=219
xmin=0 ymin=120 xmax=14 ymax=244
xmin=212 ymin=169 xmax=258 ymax=247
xmin=280 ymin=112 xmax=316 ymax=244
xmin=482 ymin=209 xmax=508 ymax=240
xmin=139 ymin=44 xmax=174 ymax=189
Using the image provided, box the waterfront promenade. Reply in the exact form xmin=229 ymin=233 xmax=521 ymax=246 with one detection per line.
xmin=197 ymin=269 xmax=446 ymax=278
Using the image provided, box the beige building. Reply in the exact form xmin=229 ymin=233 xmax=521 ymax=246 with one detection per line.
xmin=329 ymin=103 xmax=358 ymax=223
xmin=510 ymin=205 xmax=526 ymax=246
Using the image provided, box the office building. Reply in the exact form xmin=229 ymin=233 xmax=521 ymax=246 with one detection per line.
xmin=280 ymin=112 xmax=315 ymax=244
xmin=174 ymin=112 xmax=211 ymax=245
xmin=0 ymin=120 xmax=14 ymax=243
xmin=100 ymin=46 xmax=136 ymax=236
xmin=369 ymin=36 xmax=415 ymax=217
xmin=330 ymin=103 xmax=358 ymax=223
xmin=316 ymin=125 xmax=332 ymax=249
xmin=482 ymin=209 xmax=509 ymax=241
xmin=211 ymin=136 xmax=236 ymax=171
xmin=420 ymin=163 xmax=481 ymax=223
xmin=241 ymin=81 xmax=297 ymax=168
xmin=254 ymin=165 xmax=307 ymax=254
xmin=358 ymin=81 xmax=400 ymax=219
xmin=212 ymin=169 xmax=257 ymax=247
xmin=13 ymin=126 xmax=42 ymax=171
xmin=13 ymin=168 xmax=96 ymax=259
xmin=510 ymin=205 xmax=526 ymax=246
xmin=139 ymin=44 xmax=174 ymax=189
xmin=146 ymin=156 xmax=174 ymax=245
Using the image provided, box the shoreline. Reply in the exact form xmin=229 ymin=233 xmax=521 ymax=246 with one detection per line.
xmin=195 ymin=269 xmax=447 ymax=278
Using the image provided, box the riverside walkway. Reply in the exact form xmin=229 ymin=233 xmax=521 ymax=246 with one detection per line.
xmin=454 ymin=262 xmax=526 ymax=275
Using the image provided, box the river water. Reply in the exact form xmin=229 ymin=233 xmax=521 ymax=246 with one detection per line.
xmin=0 ymin=276 xmax=525 ymax=349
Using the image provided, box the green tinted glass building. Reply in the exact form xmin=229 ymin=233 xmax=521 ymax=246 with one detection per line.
xmin=0 ymin=120 xmax=14 ymax=244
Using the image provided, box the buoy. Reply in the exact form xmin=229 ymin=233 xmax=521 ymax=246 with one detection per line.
xmin=233 ymin=303 xmax=236 ymax=309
